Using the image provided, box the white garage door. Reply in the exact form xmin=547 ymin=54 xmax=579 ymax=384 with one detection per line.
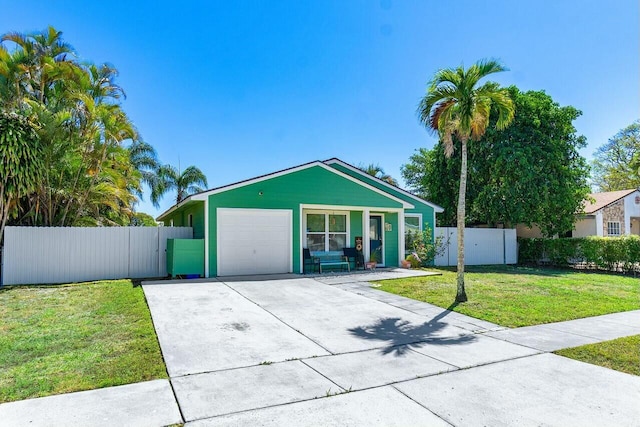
xmin=217 ymin=208 xmax=293 ymax=276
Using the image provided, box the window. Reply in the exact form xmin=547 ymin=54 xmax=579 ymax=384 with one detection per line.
xmin=305 ymin=212 xmax=348 ymax=251
xmin=188 ymin=214 xmax=193 ymax=227
xmin=404 ymin=214 xmax=422 ymax=253
xmin=607 ymin=222 xmax=620 ymax=236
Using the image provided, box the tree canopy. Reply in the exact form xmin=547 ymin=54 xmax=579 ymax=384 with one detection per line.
xmin=0 ymin=26 xmax=207 ymax=238
xmin=152 ymin=164 xmax=208 ymax=206
xmin=405 ymin=86 xmax=591 ymax=237
xmin=591 ymin=121 xmax=640 ymax=191
xmin=358 ymin=163 xmax=398 ymax=186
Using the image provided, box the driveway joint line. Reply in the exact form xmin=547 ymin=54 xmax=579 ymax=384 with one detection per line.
xmin=390 ymin=385 xmax=455 ymax=426
xmin=405 ymin=347 xmax=462 ymax=370
xmin=167 ymin=378 xmax=187 ymax=424
xmin=177 ymin=386 xmax=360 ymax=424
xmin=298 ymin=359 xmax=347 ymax=392
xmin=220 ymin=280 xmax=335 ymax=355
xmin=539 ymin=324 xmax=638 ymax=341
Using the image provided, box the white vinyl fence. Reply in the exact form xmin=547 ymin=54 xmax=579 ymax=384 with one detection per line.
xmin=434 ymin=227 xmax=517 ymax=266
xmin=1 ymin=226 xmax=192 ymax=285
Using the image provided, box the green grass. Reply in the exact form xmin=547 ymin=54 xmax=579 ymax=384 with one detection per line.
xmin=375 ymin=266 xmax=640 ymax=327
xmin=555 ymin=335 xmax=640 ymax=376
xmin=0 ymin=280 xmax=167 ymax=403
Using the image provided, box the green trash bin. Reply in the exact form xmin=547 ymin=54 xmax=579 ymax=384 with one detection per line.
xmin=166 ymin=239 xmax=204 ymax=278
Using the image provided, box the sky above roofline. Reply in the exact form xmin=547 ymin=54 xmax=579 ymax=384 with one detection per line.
xmin=1 ymin=0 xmax=637 ymax=218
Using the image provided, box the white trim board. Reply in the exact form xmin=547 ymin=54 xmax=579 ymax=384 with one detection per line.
xmin=157 ymin=160 xmax=414 ymax=221
xmin=302 ymin=209 xmax=351 ymax=252
xmin=323 ymin=158 xmax=444 ymax=213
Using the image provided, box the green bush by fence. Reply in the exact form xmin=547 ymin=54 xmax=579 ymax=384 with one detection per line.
xmin=518 ymin=236 xmax=640 ymax=274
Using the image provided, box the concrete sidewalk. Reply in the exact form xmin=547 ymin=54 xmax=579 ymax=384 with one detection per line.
xmin=0 ymin=380 xmax=181 ymax=427
xmin=1 ymin=274 xmax=638 ymax=427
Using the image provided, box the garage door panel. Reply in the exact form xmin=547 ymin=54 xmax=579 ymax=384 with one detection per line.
xmin=217 ymin=208 xmax=292 ymax=276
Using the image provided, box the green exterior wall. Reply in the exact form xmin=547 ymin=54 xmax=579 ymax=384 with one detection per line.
xmin=349 ymin=211 xmax=363 ymax=247
xmin=329 ymin=163 xmax=437 ymax=237
xmin=383 ymin=212 xmax=399 ymax=267
xmin=160 ymin=201 xmax=205 ymax=238
xmin=207 ymin=165 xmax=404 ymax=276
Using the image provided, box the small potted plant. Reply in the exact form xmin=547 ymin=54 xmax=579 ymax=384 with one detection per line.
xmin=366 ymin=249 xmax=381 ymax=270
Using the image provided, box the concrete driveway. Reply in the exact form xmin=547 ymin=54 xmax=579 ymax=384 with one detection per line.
xmin=143 ymin=274 xmax=640 ymax=426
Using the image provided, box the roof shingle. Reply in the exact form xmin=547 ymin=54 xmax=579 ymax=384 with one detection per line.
xmin=583 ymin=189 xmax=638 ymax=214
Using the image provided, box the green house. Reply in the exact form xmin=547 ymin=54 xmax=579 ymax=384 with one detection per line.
xmin=156 ymin=158 xmax=443 ymax=277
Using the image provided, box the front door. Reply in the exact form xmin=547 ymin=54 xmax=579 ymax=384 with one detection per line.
xmin=370 ymin=215 xmax=383 ymax=265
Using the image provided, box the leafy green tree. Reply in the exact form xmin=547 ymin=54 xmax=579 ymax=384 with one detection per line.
xmin=0 ymin=112 xmax=43 ymax=242
xmin=130 ymin=212 xmax=158 ymax=226
xmin=417 ymin=59 xmax=514 ymax=302
xmin=358 ymin=163 xmax=399 ymax=186
xmin=1 ymin=27 xmax=145 ymax=227
xmin=152 ymin=165 xmax=208 ymax=206
xmin=592 ymin=121 xmax=640 ymax=191
xmin=404 ymin=87 xmax=592 ymax=237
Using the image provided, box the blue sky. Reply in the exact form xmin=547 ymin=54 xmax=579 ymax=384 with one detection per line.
xmin=2 ymin=0 xmax=638 ymax=217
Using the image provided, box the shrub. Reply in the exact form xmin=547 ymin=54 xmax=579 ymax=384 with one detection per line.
xmin=518 ymin=236 xmax=640 ymax=274
xmin=406 ymin=226 xmax=448 ymax=267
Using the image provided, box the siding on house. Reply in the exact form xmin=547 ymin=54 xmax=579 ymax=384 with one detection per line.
xmin=350 ymin=211 xmax=363 ymax=247
xmin=206 ymin=165 xmax=405 ymax=275
xmin=573 ymin=216 xmax=597 ymax=238
xmin=161 ymin=201 xmax=205 ymax=238
xmin=327 ymin=163 xmax=437 ymax=234
xmin=381 ymin=211 xmax=399 ymax=266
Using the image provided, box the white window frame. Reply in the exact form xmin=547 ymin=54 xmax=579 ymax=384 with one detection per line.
xmin=303 ymin=210 xmax=350 ymax=252
xmin=607 ymin=221 xmax=621 ymax=236
xmin=404 ymin=213 xmax=422 ymax=234
xmin=404 ymin=213 xmax=423 ymax=255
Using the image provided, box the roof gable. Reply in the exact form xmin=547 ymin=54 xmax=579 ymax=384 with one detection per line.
xmin=583 ymin=189 xmax=639 ymax=214
xmin=157 ymin=160 xmax=413 ymax=220
xmin=324 ymin=158 xmax=444 ymax=213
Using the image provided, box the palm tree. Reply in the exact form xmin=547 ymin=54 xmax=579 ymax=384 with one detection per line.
xmin=152 ymin=164 xmax=208 ymax=206
xmin=417 ymin=59 xmax=514 ymax=302
xmin=359 ymin=163 xmax=399 ymax=186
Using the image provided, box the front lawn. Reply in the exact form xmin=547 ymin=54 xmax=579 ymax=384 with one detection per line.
xmin=375 ymin=266 xmax=639 ymax=327
xmin=0 ymin=280 xmax=167 ymax=403
xmin=555 ymin=335 xmax=640 ymax=376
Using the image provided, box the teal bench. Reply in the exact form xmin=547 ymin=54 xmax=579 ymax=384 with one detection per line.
xmin=311 ymin=250 xmax=351 ymax=273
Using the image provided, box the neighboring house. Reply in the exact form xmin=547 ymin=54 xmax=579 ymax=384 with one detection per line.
xmin=574 ymin=189 xmax=640 ymax=237
xmin=516 ymin=189 xmax=640 ymax=238
xmin=157 ymin=158 xmax=443 ymax=277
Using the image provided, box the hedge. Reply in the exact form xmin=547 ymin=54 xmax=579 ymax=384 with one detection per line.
xmin=518 ymin=235 xmax=640 ymax=274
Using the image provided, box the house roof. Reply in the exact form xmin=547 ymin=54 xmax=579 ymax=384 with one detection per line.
xmin=323 ymin=158 xmax=445 ymax=213
xmin=583 ymin=189 xmax=638 ymax=214
xmin=156 ymin=159 xmax=418 ymax=221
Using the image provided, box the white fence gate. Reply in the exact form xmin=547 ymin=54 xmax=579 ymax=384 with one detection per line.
xmin=434 ymin=227 xmax=517 ymax=266
xmin=1 ymin=226 xmax=193 ymax=285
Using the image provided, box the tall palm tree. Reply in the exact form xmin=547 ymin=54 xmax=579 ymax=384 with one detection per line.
xmin=127 ymin=139 xmax=160 ymax=197
xmin=417 ymin=59 xmax=514 ymax=302
xmin=152 ymin=164 xmax=208 ymax=206
xmin=359 ymin=163 xmax=399 ymax=186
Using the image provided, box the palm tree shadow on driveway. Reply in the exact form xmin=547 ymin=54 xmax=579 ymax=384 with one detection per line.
xmin=348 ymin=303 xmax=477 ymax=355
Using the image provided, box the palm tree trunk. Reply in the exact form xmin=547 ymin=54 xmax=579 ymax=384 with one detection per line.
xmin=456 ymin=136 xmax=469 ymax=302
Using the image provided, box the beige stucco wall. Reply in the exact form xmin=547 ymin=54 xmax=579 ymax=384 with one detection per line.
xmin=573 ymin=216 xmax=596 ymax=237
